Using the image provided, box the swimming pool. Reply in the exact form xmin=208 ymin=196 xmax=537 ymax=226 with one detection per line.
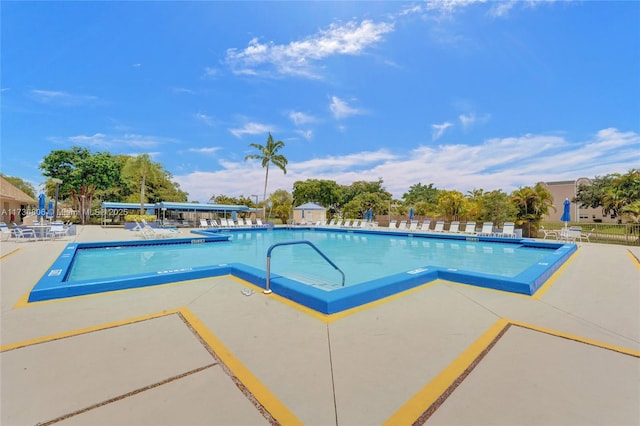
xmin=30 ymin=228 xmax=576 ymax=313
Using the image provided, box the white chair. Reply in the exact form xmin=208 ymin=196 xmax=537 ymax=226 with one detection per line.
xmin=11 ymin=227 xmax=37 ymax=242
xmin=0 ymin=222 xmax=11 ymax=241
xmin=462 ymin=222 xmax=477 ymax=234
xmin=397 ymin=220 xmax=408 ymax=230
xmin=497 ymin=222 xmax=516 ymax=238
xmin=432 ymin=221 xmax=445 ymax=232
xmin=540 ymin=225 xmax=558 ymax=240
xmin=408 ymin=220 xmax=419 ymax=231
xmin=478 ymin=222 xmax=494 ymax=236
xmin=448 ymin=221 xmax=460 ymax=233
xmin=46 ymin=222 xmax=69 ymax=239
xmin=388 ymin=220 xmax=397 ymax=229
xmin=419 ymin=221 xmax=431 ymax=232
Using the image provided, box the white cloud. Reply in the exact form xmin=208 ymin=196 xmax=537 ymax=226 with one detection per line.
xmin=432 ymin=121 xmax=454 ymax=140
xmin=229 ymin=122 xmax=273 ymax=138
xmin=329 ymin=96 xmax=363 ymax=120
xmin=195 ymin=113 xmax=215 ymax=126
xmin=174 ymin=128 xmax=640 ymax=202
xmin=225 ymin=19 xmax=394 ymax=78
xmin=30 ymin=89 xmax=98 ymax=106
xmin=188 ymin=147 xmax=221 ymax=155
xmin=288 ymin=111 xmax=317 ymax=126
xmin=63 ymin=133 xmax=175 ymax=150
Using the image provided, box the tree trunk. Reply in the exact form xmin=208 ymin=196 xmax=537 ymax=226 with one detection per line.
xmin=262 ymin=164 xmax=269 ymax=218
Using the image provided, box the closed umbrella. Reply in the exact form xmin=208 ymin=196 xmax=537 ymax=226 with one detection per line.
xmin=560 ymin=198 xmax=571 ymax=228
xmin=38 ymin=194 xmax=46 ymax=219
xmin=47 ymin=200 xmax=54 ymax=218
xmin=409 ymin=207 xmax=414 ymax=221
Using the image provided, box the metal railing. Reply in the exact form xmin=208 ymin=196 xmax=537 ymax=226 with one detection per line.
xmin=539 ymin=223 xmax=640 ymax=246
xmin=264 ymin=240 xmax=345 ymax=293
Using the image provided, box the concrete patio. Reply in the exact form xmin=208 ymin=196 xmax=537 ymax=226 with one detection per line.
xmin=1 ymin=225 xmax=638 ymax=425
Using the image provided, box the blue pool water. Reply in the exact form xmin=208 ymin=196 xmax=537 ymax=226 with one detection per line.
xmin=68 ymin=229 xmax=552 ymax=289
xmin=30 ymin=228 xmax=577 ymax=313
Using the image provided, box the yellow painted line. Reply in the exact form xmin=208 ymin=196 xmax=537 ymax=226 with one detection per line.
xmin=0 ymin=247 xmax=22 ymax=260
xmin=532 ymin=247 xmax=580 ymax=299
xmin=627 ymin=250 xmax=640 ymax=270
xmin=180 ymin=307 xmax=303 ymax=425
xmin=383 ymin=318 xmax=510 ymax=426
xmin=0 ymin=309 xmax=180 ymax=352
xmin=508 ymin=319 xmax=640 ymax=357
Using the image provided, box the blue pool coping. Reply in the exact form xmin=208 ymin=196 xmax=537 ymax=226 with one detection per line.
xmin=29 ymin=227 xmax=577 ymax=314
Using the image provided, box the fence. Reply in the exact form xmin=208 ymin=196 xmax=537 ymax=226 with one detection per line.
xmin=543 ymin=223 xmax=640 ymax=246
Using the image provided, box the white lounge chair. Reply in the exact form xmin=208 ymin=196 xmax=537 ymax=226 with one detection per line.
xmin=328 ymin=218 xmax=337 ymax=226
xmin=497 ymin=222 xmax=516 ymax=238
xmin=432 ymin=221 xmax=444 ymax=232
xmin=236 ymin=218 xmax=245 ymax=227
xmin=462 ymin=221 xmax=477 ymax=234
xmin=408 ymin=220 xmax=418 ymax=231
xmin=580 ymin=228 xmax=595 ymax=242
xmin=11 ymin=226 xmax=37 ymax=242
xmin=46 ymin=222 xmax=69 ymax=239
xmin=388 ymin=220 xmax=397 ymax=229
xmin=540 ymin=226 xmax=558 ymax=240
xmin=0 ymin=222 xmax=11 ymax=241
xmin=245 ymin=218 xmax=254 ymax=227
xmin=478 ymin=222 xmax=494 ymax=236
xmin=199 ymin=218 xmax=210 ymax=228
xmin=397 ymin=220 xmax=407 ymax=230
xmin=448 ymin=221 xmax=460 ymax=233
xmin=256 ymin=219 xmax=264 ymax=227
xmin=419 ymin=221 xmax=431 ymax=232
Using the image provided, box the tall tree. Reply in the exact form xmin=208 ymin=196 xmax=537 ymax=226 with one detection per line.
xmin=510 ymin=183 xmax=555 ymax=237
xmin=40 ymin=146 xmax=121 ymax=224
xmin=121 ymin=154 xmax=161 ymax=214
xmin=244 ymin=133 xmax=288 ymax=217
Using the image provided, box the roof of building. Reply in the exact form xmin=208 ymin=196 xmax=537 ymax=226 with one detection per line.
xmin=293 ymin=202 xmax=326 ymax=210
xmin=0 ymin=176 xmax=37 ymax=204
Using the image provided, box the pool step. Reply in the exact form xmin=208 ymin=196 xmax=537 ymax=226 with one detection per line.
xmin=280 ymin=272 xmax=343 ymax=290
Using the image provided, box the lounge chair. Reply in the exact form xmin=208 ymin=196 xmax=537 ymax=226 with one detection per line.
xmin=397 ymin=220 xmax=408 ymax=230
xmin=256 ymin=219 xmax=264 ymax=227
xmin=448 ymin=221 xmax=460 ymax=233
xmin=46 ymin=222 xmax=69 ymax=239
xmin=462 ymin=222 xmax=477 ymax=234
xmin=245 ymin=218 xmax=254 ymax=227
xmin=419 ymin=221 xmax=431 ymax=232
xmin=580 ymin=228 xmax=595 ymax=242
xmin=496 ymin=222 xmax=516 ymax=238
xmin=408 ymin=220 xmax=418 ymax=231
xmin=540 ymin=225 xmax=558 ymax=240
xmin=432 ymin=221 xmax=444 ymax=232
xmin=342 ymin=219 xmax=352 ymax=228
xmin=328 ymin=218 xmax=337 ymax=226
xmin=478 ymin=222 xmax=494 ymax=236
xmin=0 ymin=222 xmax=11 ymax=241
xmin=11 ymin=226 xmax=37 ymax=242
xmin=388 ymin=220 xmax=397 ymax=229
xmin=199 ymin=218 xmax=210 ymax=228
xmin=237 ymin=218 xmax=246 ymax=227
xmin=360 ymin=219 xmax=368 ymax=228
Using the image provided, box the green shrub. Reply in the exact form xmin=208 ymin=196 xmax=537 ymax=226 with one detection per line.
xmin=125 ymin=214 xmax=157 ymax=223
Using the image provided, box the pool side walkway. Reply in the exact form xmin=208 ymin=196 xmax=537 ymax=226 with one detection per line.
xmin=1 ymin=225 xmax=639 ymax=425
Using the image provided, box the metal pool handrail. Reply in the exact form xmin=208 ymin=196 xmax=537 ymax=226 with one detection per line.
xmin=264 ymin=240 xmax=345 ymax=294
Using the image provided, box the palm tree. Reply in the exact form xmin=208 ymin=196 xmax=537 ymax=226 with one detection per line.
xmin=244 ymin=133 xmax=288 ymax=218
xmin=122 ymin=154 xmax=159 ymax=215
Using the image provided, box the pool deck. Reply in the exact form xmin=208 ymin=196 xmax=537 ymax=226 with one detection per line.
xmin=1 ymin=225 xmax=638 ymax=425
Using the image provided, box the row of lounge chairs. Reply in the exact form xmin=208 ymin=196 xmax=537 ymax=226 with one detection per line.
xmin=0 ymin=221 xmax=72 ymax=241
xmin=198 ymin=218 xmax=265 ymax=228
xmin=323 ymin=219 xmax=376 ymax=228
xmin=384 ymin=220 xmax=518 ymax=238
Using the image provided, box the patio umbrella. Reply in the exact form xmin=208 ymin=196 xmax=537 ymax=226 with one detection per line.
xmin=367 ymin=208 xmax=373 ymax=221
xmin=409 ymin=207 xmax=414 ymax=221
xmin=560 ymin=198 xmax=571 ymax=228
xmin=38 ymin=194 xmax=46 ymax=219
xmin=47 ymin=200 xmax=54 ymax=218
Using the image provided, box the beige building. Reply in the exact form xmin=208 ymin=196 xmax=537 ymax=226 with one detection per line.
xmin=541 ymin=178 xmax=616 ymax=224
xmin=293 ymin=202 xmax=326 ymax=224
xmin=0 ymin=176 xmax=37 ymax=224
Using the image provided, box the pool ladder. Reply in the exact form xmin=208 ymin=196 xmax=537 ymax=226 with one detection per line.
xmin=264 ymin=240 xmax=345 ymax=294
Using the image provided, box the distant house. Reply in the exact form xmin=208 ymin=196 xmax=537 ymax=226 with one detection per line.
xmin=541 ymin=178 xmax=616 ymax=224
xmin=0 ymin=176 xmax=37 ymax=224
xmin=293 ymin=202 xmax=326 ymax=224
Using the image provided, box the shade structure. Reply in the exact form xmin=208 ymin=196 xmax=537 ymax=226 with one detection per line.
xmin=38 ymin=194 xmax=46 ymax=218
xmin=560 ymin=198 xmax=571 ymax=226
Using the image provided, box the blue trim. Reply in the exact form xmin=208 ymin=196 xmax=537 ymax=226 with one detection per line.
xmin=28 ymin=228 xmax=576 ymax=314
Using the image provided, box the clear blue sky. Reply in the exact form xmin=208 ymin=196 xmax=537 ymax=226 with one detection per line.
xmin=2 ymin=1 xmax=639 ymax=202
